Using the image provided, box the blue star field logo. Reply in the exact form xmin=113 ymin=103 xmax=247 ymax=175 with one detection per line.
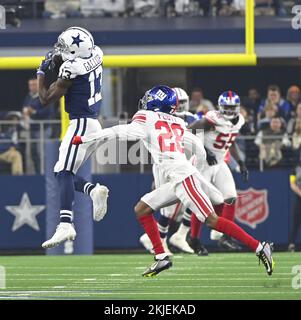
xmin=71 ymin=34 xmax=84 ymax=47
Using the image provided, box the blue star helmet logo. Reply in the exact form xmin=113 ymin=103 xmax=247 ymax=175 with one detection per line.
xmin=71 ymin=34 xmax=84 ymax=47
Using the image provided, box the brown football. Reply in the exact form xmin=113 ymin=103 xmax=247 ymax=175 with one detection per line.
xmin=51 ymin=54 xmax=64 ymax=74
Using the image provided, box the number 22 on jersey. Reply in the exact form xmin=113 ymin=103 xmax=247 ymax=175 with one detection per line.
xmin=155 ymin=120 xmax=184 ymax=153
xmin=88 ymin=65 xmax=102 ymax=106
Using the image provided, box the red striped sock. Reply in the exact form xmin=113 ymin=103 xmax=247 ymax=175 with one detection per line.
xmin=215 ymin=217 xmax=259 ymax=252
xmin=190 ymin=213 xmax=202 ymax=239
xmin=222 ymin=203 xmax=236 ymax=221
xmin=138 ymin=215 xmax=165 ymax=255
xmin=213 ymin=204 xmax=224 ymax=216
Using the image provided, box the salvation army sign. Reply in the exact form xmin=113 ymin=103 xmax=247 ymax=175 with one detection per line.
xmin=235 ymin=188 xmax=269 ymax=229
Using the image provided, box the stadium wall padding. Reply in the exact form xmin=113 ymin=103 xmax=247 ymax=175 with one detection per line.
xmin=0 ymin=169 xmax=300 ymax=251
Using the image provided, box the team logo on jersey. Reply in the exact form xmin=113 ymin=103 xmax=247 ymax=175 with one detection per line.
xmin=235 ymin=188 xmax=269 ymax=229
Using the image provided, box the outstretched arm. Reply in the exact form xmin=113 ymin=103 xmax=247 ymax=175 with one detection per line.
xmin=73 ymin=122 xmax=146 ymax=145
xmin=188 ymin=117 xmax=213 ymax=132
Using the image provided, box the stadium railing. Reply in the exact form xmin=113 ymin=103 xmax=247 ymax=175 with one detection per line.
xmin=0 ymin=119 xmax=298 ymax=175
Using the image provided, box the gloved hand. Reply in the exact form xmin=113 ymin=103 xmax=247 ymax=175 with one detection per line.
xmin=206 ymin=149 xmax=217 ymax=166
xmin=37 ymin=50 xmax=54 ymax=74
xmin=238 ymin=160 xmax=249 ymax=182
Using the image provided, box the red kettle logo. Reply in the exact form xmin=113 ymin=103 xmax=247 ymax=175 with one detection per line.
xmin=235 ymin=188 xmax=269 ymax=229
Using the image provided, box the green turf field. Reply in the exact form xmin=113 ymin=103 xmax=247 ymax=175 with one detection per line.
xmin=0 ymin=252 xmax=300 ymax=300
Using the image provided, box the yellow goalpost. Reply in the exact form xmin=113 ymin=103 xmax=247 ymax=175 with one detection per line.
xmin=0 ymin=0 xmax=255 ymax=137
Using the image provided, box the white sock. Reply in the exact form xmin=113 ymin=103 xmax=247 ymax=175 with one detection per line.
xmin=156 ymin=253 xmax=168 ymax=260
xmin=176 ymin=223 xmax=190 ymax=237
xmin=256 ymin=242 xmax=263 ymax=254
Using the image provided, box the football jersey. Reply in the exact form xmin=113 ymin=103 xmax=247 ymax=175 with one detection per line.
xmin=59 ymin=45 xmax=103 ymax=120
xmin=204 ymin=110 xmax=245 ymax=163
xmin=100 ymin=110 xmax=205 ymax=184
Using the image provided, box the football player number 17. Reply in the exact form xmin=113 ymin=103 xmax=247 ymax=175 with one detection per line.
xmin=155 ymin=120 xmax=184 ymax=153
xmin=88 ymin=65 xmax=102 ymax=107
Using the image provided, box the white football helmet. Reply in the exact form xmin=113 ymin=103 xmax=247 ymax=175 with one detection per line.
xmin=173 ymin=87 xmax=189 ymax=113
xmin=54 ymin=26 xmax=94 ymax=61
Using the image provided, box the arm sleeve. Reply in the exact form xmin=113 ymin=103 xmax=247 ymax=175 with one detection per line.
xmin=183 ymin=130 xmax=206 ymax=169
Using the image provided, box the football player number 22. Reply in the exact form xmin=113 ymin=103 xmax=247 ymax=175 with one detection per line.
xmin=88 ymin=65 xmax=102 ymax=106
xmin=155 ymin=121 xmax=184 ymax=153
xmin=213 ymin=133 xmax=238 ymax=150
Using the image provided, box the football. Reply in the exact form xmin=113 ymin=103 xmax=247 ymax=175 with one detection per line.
xmin=50 ymin=53 xmax=64 ymax=74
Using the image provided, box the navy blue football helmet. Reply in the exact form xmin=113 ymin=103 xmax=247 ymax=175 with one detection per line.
xmin=138 ymin=85 xmax=178 ymax=114
xmin=218 ymin=90 xmax=241 ymax=120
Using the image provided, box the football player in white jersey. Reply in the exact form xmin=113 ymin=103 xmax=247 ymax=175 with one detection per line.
xmin=37 ymin=27 xmax=109 ymax=249
xmin=140 ymin=87 xmax=208 ymax=255
xmin=187 ymin=90 xmax=249 ymax=251
xmin=73 ymin=85 xmax=274 ymax=277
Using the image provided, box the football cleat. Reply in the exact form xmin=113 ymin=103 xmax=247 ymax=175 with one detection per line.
xmin=42 ymin=223 xmax=76 ymax=249
xmin=90 ymin=183 xmax=109 ymax=222
xmin=218 ymin=235 xmax=242 ymax=251
xmin=142 ymin=256 xmax=172 ymax=277
xmin=187 ymin=237 xmax=209 ymax=256
xmin=256 ymin=241 xmax=275 ymax=276
xmin=169 ymin=233 xmax=194 ymax=254
xmin=139 ymin=233 xmax=154 ymax=254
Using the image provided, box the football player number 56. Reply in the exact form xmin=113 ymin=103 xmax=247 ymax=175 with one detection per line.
xmin=155 ymin=121 xmax=184 ymax=153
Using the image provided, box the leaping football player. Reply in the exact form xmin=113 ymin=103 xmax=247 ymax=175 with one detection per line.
xmin=73 ymin=85 xmax=275 ymax=277
xmin=36 ymin=27 xmax=109 ymax=249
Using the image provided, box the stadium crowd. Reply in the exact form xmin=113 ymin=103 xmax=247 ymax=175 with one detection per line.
xmin=16 ymin=0 xmax=297 ymax=19
xmin=0 ymin=80 xmax=300 ymax=174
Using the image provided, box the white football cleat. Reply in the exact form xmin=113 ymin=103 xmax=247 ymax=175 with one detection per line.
xmin=90 ymin=183 xmax=109 ymax=222
xmin=210 ymin=229 xmax=223 ymax=241
xmin=42 ymin=223 xmax=76 ymax=249
xmin=161 ymin=237 xmax=173 ymax=257
xmin=139 ymin=233 xmax=154 ymax=253
xmin=169 ymin=233 xmax=194 ymax=254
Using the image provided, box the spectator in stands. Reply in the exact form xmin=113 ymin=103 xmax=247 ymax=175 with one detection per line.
xmin=288 ymin=162 xmax=301 ymax=252
xmin=286 ymin=85 xmax=301 ymax=117
xmin=22 ymin=78 xmax=54 ymax=174
xmin=242 ymin=87 xmax=261 ymax=115
xmin=240 ymin=106 xmax=255 ymax=135
xmin=44 ymin=0 xmax=80 ymax=19
xmin=0 ymin=118 xmax=23 ymax=175
xmin=291 ymin=119 xmax=301 ymax=152
xmin=132 ymin=0 xmax=160 ymax=17
xmin=255 ymin=116 xmax=291 ymax=167
xmin=258 ymin=85 xmax=291 ymax=121
xmin=257 ymin=102 xmax=279 ymax=131
xmin=189 ymin=87 xmax=214 ymax=114
xmin=288 ymin=103 xmax=301 ymax=135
